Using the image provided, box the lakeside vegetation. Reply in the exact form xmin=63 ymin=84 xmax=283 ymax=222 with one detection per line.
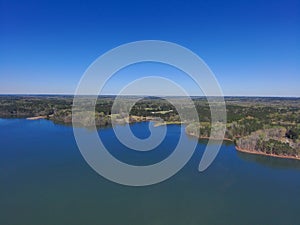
xmin=1 ymin=95 xmax=299 ymax=159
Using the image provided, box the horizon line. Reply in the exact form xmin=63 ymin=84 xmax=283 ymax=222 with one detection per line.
xmin=0 ymin=93 xmax=299 ymax=98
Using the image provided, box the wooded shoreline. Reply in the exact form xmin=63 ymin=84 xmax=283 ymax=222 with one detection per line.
xmin=186 ymin=130 xmax=300 ymax=161
xmin=4 ymin=114 xmax=300 ymax=161
xmin=1 ymin=95 xmax=299 ymax=160
xmin=235 ymin=146 xmax=300 ymax=161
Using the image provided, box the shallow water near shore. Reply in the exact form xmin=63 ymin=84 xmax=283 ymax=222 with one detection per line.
xmin=1 ymin=119 xmax=300 ymax=225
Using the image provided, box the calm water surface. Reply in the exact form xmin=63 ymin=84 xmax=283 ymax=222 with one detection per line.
xmin=0 ymin=119 xmax=300 ymax=225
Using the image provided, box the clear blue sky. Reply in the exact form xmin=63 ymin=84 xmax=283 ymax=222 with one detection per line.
xmin=0 ymin=0 xmax=299 ymax=96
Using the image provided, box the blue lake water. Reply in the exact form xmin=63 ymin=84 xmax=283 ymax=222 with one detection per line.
xmin=1 ymin=119 xmax=300 ymax=225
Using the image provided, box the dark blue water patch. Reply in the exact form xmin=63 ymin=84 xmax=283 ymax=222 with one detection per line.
xmin=99 ymin=122 xmax=183 ymax=166
xmin=0 ymin=119 xmax=300 ymax=225
xmin=129 ymin=121 xmax=152 ymax=139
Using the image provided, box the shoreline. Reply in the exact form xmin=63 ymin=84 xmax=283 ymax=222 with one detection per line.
xmin=185 ymin=131 xmax=233 ymax=142
xmin=26 ymin=115 xmax=48 ymax=120
xmin=5 ymin=116 xmax=300 ymax=161
xmin=186 ymin=130 xmax=300 ymax=161
xmin=153 ymin=121 xmax=184 ymax=127
xmin=235 ymin=146 xmax=300 ymax=161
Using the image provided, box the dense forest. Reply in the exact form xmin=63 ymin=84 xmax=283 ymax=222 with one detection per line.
xmin=1 ymin=95 xmax=299 ymax=158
